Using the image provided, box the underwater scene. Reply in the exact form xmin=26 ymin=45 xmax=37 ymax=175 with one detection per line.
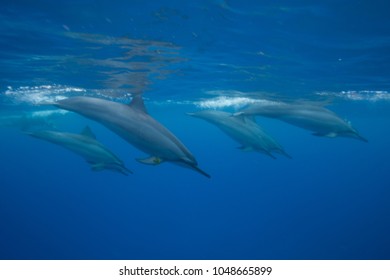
xmin=1 ymin=0 xmax=390 ymax=260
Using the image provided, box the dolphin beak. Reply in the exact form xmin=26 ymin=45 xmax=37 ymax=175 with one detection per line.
xmin=121 ymin=166 xmax=134 ymax=175
xmin=192 ymin=165 xmax=211 ymax=178
xmin=113 ymin=164 xmax=133 ymax=176
xmin=357 ymin=134 xmax=368 ymax=143
xmin=178 ymin=157 xmax=210 ymax=178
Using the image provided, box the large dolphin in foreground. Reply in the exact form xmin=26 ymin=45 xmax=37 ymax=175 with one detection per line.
xmin=235 ymin=101 xmax=367 ymax=142
xmin=188 ymin=110 xmax=291 ymax=159
xmin=26 ymin=126 xmax=132 ymax=175
xmin=51 ymin=96 xmax=210 ymax=178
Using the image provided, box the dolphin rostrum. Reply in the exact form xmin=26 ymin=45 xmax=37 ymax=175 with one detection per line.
xmin=51 ymin=96 xmax=210 ymax=178
xmin=188 ymin=110 xmax=291 ymax=159
xmin=235 ymin=101 xmax=367 ymax=142
xmin=26 ymin=126 xmax=132 ymax=175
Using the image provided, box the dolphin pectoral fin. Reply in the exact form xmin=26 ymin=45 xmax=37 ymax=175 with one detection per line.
xmin=136 ymin=156 xmax=163 ymax=165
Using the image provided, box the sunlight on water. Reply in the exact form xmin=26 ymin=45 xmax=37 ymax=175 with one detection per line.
xmin=4 ymin=85 xmax=84 ymax=105
xmin=2 ymin=85 xmax=135 ymax=105
xmin=3 ymin=85 xmax=390 ymax=109
xmin=316 ymin=90 xmax=390 ymax=102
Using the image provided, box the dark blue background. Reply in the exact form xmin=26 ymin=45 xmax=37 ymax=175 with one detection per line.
xmin=1 ymin=0 xmax=390 ymax=259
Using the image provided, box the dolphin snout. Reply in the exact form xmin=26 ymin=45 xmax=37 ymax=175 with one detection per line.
xmin=356 ymin=134 xmax=368 ymax=143
xmin=177 ymin=157 xmax=210 ymax=178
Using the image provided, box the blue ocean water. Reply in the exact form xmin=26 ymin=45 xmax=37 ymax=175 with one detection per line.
xmin=1 ymin=0 xmax=390 ymax=260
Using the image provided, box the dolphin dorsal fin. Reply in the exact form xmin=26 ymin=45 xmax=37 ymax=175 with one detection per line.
xmin=80 ymin=126 xmax=97 ymax=139
xmin=129 ymin=95 xmax=148 ymax=114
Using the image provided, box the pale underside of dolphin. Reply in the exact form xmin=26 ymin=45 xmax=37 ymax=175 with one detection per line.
xmin=26 ymin=126 xmax=132 ymax=175
xmin=236 ymin=102 xmax=368 ymax=142
xmin=51 ymin=95 xmax=210 ymax=178
xmin=188 ymin=110 xmax=291 ymax=159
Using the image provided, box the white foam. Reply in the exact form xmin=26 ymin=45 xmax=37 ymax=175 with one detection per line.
xmin=194 ymin=96 xmax=256 ymax=109
xmin=316 ymin=90 xmax=390 ymax=102
xmin=30 ymin=109 xmax=69 ymax=118
xmin=3 ymin=84 xmax=86 ymax=105
xmin=193 ymin=96 xmax=281 ymax=109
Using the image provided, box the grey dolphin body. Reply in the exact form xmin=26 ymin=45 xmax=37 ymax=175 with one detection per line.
xmin=52 ymin=96 xmax=210 ymax=178
xmin=236 ymin=102 xmax=367 ymax=142
xmin=0 ymin=109 xmax=66 ymax=130
xmin=188 ymin=110 xmax=291 ymax=159
xmin=27 ymin=126 xmax=132 ymax=175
